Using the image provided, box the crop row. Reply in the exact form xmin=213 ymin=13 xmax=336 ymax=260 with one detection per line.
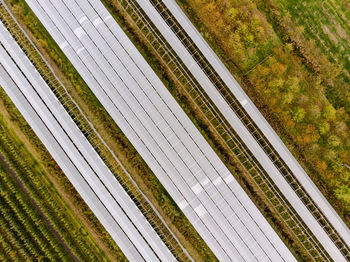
xmin=0 ymin=118 xmax=112 ymax=260
xmin=0 ymin=147 xmax=72 ymax=261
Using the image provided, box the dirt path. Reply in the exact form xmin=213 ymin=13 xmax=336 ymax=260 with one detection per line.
xmin=0 ymin=153 xmax=80 ymax=262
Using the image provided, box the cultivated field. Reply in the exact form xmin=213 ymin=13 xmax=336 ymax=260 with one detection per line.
xmin=0 ymin=152 xmax=73 ymax=261
xmin=0 ymin=90 xmax=125 ymax=261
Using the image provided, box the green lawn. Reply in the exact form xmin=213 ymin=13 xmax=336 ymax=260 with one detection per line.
xmin=270 ymin=0 xmax=350 ymax=111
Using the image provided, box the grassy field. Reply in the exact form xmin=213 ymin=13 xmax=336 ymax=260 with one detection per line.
xmin=255 ymin=0 xmax=350 ymax=118
xmin=273 ymin=0 xmax=350 ymax=80
xmin=279 ymin=0 xmax=350 ymax=67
